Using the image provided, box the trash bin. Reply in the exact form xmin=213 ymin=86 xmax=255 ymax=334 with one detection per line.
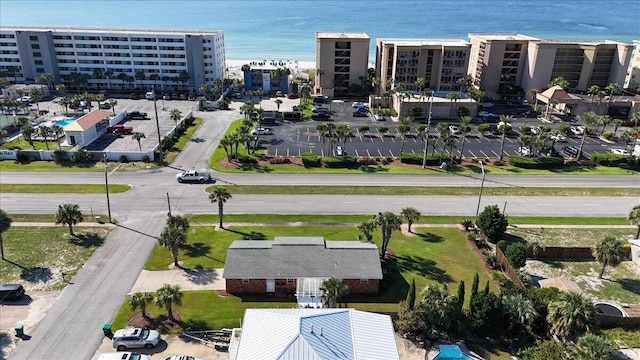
xmin=102 ymin=323 xmax=112 ymax=336
xmin=14 ymin=324 xmax=24 ymax=338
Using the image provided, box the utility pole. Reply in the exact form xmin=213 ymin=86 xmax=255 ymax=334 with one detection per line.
xmin=166 ymin=192 xmax=172 ymax=218
xmin=152 ymin=85 xmax=163 ymax=165
xmin=103 ymin=154 xmax=112 ymax=223
xmin=423 ymin=93 xmax=434 ymax=169
xmin=474 ymin=160 xmax=486 ymax=225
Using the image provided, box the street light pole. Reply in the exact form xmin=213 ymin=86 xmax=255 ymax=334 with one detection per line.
xmin=103 ymin=154 xmax=112 ymax=223
xmin=474 ymin=160 xmax=485 ymax=225
xmin=152 ymin=85 xmax=163 ymax=165
xmin=422 ymin=93 xmax=434 ymax=168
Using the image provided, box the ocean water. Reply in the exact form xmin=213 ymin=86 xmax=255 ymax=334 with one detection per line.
xmin=1 ymin=0 xmax=638 ymax=61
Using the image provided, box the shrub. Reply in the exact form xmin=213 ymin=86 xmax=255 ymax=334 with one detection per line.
xmin=590 ymin=153 xmax=627 ymax=167
xmin=400 ymin=153 xmax=446 ymax=166
xmin=236 ymin=154 xmax=258 ymax=164
xmin=477 ymin=205 xmax=508 ymax=243
xmin=16 ymin=151 xmax=29 ymax=163
xmin=520 ymin=125 xmax=531 ymax=134
xmin=601 ymin=131 xmax=612 ymax=140
xmin=477 ymin=123 xmax=491 ymax=133
xmin=467 ymin=233 xmax=476 ymax=242
xmin=53 ymin=149 xmax=69 ymax=164
xmin=71 ymin=149 xmax=92 ymax=164
xmin=119 ymin=155 xmax=129 ymax=163
xmin=497 ymin=240 xmax=507 ymax=250
xmin=269 ymin=157 xmax=291 ymax=164
xmin=161 ymin=136 xmax=175 ymax=151
xmin=358 ymin=157 xmax=378 ymax=166
xmin=493 ymin=159 xmax=505 ymax=166
xmin=508 ymin=156 xmax=564 ymax=169
xmin=141 ymin=155 xmax=150 ymax=163
xmin=505 ymin=243 xmax=527 ymax=268
xmin=558 ymin=124 xmax=571 ymax=134
xmin=301 ymin=152 xmax=321 ymax=167
xmin=486 ymin=254 xmax=499 ymax=269
xmin=322 ymin=156 xmax=357 ymax=168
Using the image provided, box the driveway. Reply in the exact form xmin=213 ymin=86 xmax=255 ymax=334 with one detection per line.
xmin=130 ymin=269 xmax=225 ymax=292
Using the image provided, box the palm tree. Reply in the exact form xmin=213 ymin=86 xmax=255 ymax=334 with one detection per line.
xmin=573 ymin=333 xmax=617 ymax=360
xmin=548 ymin=76 xmax=569 ymax=89
xmin=372 ymin=211 xmax=402 ymax=259
xmin=128 ymin=292 xmax=153 ymax=318
xmin=0 ymin=209 xmax=12 ymax=260
xmin=170 ymin=108 xmax=182 ymax=127
xmin=629 ymin=205 xmax=640 ymax=239
xmin=547 ymin=291 xmax=595 ymax=342
xmin=154 ymin=284 xmax=183 ymax=321
xmin=55 ymin=203 xmax=84 ymax=235
xmin=498 ymin=115 xmax=513 ymax=160
xmin=398 ymin=117 xmax=411 ymax=155
xmin=159 ymin=221 xmax=187 ymax=267
xmin=209 ymin=188 xmax=232 ymax=229
xmin=594 ymin=235 xmax=626 ymax=279
xmin=108 ymin=98 xmax=118 ymax=116
xmin=605 ymin=82 xmax=619 ymax=114
xmin=587 ymin=85 xmax=600 ymax=111
xmin=21 ymin=125 xmax=36 ymax=149
xmin=357 ymin=221 xmax=375 ymax=242
xmin=575 ymin=111 xmax=598 ymax=159
xmin=320 ymin=277 xmax=349 ymax=308
xmin=446 ymin=92 xmax=460 ymax=119
xmin=29 ymin=87 xmax=43 ymax=113
xmin=274 ymin=98 xmax=282 ymax=112
xmin=38 ymin=125 xmax=52 ymax=150
xmin=458 ymin=116 xmax=472 ymax=160
xmin=400 ymin=207 xmax=421 ymax=233
xmin=218 ymin=135 xmax=233 ymax=161
xmin=127 ymin=131 xmax=145 ymax=152
xmin=502 ymin=293 xmax=537 ymax=332
xmin=335 ymin=123 xmax=351 ymax=151
xmin=528 ymin=88 xmax=539 ymax=111
xmin=420 ymin=284 xmax=457 ymax=335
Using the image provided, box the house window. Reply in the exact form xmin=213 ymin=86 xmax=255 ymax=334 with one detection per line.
xmin=360 ymin=279 xmax=369 ymax=284
xmin=30 ymin=35 xmax=38 ymax=41
xmin=242 ymin=279 xmax=249 ymax=284
xmin=286 ymin=278 xmax=294 ymax=284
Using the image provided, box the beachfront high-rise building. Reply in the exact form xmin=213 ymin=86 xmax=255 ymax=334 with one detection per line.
xmin=522 ymin=39 xmax=633 ymax=94
xmin=375 ymin=39 xmax=470 ymax=93
xmin=0 ymin=26 xmax=225 ymax=93
xmin=315 ymin=32 xmax=370 ymax=97
xmin=625 ymin=40 xmax=640 ymax=90
xmin=467 ymin=34 xmax=633 ymax=97
xmin=467 ymin=34 xmax=538 ymax=98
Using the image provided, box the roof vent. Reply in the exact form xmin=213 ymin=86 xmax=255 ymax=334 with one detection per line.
xmin=320 ymin=327 xmax=324 ymax=336
xmin=310 ymin=325 xmax=314 ymax=333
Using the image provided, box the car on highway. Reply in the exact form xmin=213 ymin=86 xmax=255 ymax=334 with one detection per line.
xmin=161 ymin=356 xmax=203 ymax=360
xmin=0 ymin=283 xmax=25 ymax=301
xmin=99 ymin=352 xmax=151 ymax=360
xmin=176 ymin=170 xmax=211 ymax=183
xmin=112 ymin=327 xmax=160 ymax=351
xmin=251 ymin=127 xmax=272 ymax=135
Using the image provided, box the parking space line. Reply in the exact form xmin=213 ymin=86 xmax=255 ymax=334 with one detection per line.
xmin=389 ymin=150 xmax=395 ymax=158
xmin=286 ymin=149 xmax=290 ymax=157
xmin=480 ymin=150 xmax=489 ymax=158
xmin=354 ymin=149 xmax=359 ymax=157
xmin=474 ymin=138 xmax=482 ymax=143
xmin=379 ymin=132 xmax=384 ymax=142
xmin=274 ymin=149 xmax=278 ymax=157
xmin=377 ymin=149 xmax=383 ymax=157
xmin=505 ymin=138 xmax=513 ymax=143
xmin=469 ymin=150 xmax=477 ymax=158
xmin=491 ymin=150 xmax=499 ymax=158
xmin=367 ymin=149 xmax=372 ymax=157
xmin=298 ymin=149 xmax=301 ymax=157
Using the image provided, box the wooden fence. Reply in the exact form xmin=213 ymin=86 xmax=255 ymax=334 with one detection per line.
xmin=495 ymin=246 xmax=526 ymax=289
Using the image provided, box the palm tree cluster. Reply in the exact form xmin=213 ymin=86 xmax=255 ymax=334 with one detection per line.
xmin=128 ymin=284 xmax=183 ymax=321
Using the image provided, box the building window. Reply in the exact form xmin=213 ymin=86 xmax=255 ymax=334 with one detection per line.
xmin=242 ymin=279 xmax=249 ymax=284
xmin=29 ymin=35 xmax=38 ymax=41
xmin=31 ymin=43 xmax=40 ymax=49
xmin=360 ymin=279 xmax=369 ymax=284
xmin=33 ymin=52 xmax=42 ymax=57
xmin=36 ymin=67 xmax=45 ymax=73
xmin=286 ymin=278 xmax=294 ymax=284
xmin=34 ymin=60 xmax=43 ymax=65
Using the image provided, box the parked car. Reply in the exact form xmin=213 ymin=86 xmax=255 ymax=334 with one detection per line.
xmin=570 ymin=126 xmax=585 ymax=136
xmin=112 ymin=327 xmax=160 ymax=351
xmin=251 ymin=127 xmax=272 ymax=135
xmin=99 ymin=100 xmax=112 ymax=109
xmin=99 ymin=353 xmax=151 ymax=360
xmin=335 ymin=145 xmax=344 ymax=156
xmin=517 ymin=147 xmax=532 ymax=157
xmin=163 ymin=94 xmax=171 ymax=100
xmin=352 ymin=110 xmax=368 ymax=117
xmin=0 ymin=283 xmax=25 ymax=301
xmin=449 ymin=125 xmax=461 ymax=135
xmin=127 ymin=111 xmax=148 ymax=119
xmin=275 ymin=91 xmax=284 ymax=97
xmin=145 ymin=92 xmax=156 ymax=100
xmin=162 ymin=356 xmax=202 ymax=360
xmin=312 ymin=106 xmax=330 ymax=114
xmin=232 ymin=92 xmax=243 ymax=99
xmin=312 ymin=96 xmax=328 ymax=104
xmin=21 ymin=96 xmax=33 ymax=103
xmin=375 ymin=114 xmax=386 ymax=121
xmin=176 ymin=170 xmax=211 ymax=183
xmin=561 ymin=146 xmax=579 ymax=157
xmin=129 ymin=93 xmax=139 ymax=100
xmin=107 ymin=124 xmax=133 ymax=134
xmin=260 ymin=116 xmax=277 ymax=125
xmin=477 ymin=111 xmax=499 ymax=122
xmin=610 ymin=148 xmax=630 ymax=156
xmin=352 ymin=102 xmax=368 ymax=109
xmin=551 ymin=134 xmax=567 ymax=142
xmin=286 ymin=93 xmax=299 ymax=99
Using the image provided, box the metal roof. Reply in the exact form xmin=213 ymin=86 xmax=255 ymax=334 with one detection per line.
xmin=235 ymin=309 xmax=399 ymax=360
xmin=223 ymin=237 xmax=382 ymax=280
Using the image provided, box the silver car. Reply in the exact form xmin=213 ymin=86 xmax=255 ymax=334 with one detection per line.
xmin=112 ymin=327 xmax=160 ymax=351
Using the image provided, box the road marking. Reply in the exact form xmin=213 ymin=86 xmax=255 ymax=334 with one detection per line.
xmin=491 ymin=150 xmax=499 ymax=157
xmin=274 ymin=149 xmax=278 ymax=157
xmin=354 ymin=149 xmax=359 ymax=157
xmin=469 ymin=150 xmax=477 ymax=158
xmin=367 ymin=149 xmax=371 ymax=157
xmin=389 ymin=149 xmax=395 ymax=157
xmin=377 ymin=149 xmax=383 ymax=157
xmin=286 ymin=148 xmax=289 ymax=157
xmin=480 ymin=150 xmax=489 ymax=158
xmin=298 ymin=149 xmax=301 ymax=157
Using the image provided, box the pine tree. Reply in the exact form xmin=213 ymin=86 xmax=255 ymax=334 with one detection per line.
xmin=406 ymin=278 xmax=416 ymax=310
xmin=456 ymin=280 xmax=465 ymax=313
xmin=471 ymin=272 xmax=480 ymax=299
xmin=484 ymin=280 xmax=490 ymax=294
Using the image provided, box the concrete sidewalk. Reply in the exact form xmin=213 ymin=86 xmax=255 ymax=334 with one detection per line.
xmin=131 ymin=268 xmax=226 ymax=292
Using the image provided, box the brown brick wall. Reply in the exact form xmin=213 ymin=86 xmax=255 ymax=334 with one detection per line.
xmin=226 ymin=279 xmax=266 ymax=293
xmin=275 ymin=278 xmax=297 ymax=294
xmin=343 ymin=279 xmax=379 ymax=294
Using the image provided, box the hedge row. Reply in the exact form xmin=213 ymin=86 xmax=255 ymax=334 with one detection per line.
xmin=301 ymin=152 xmax=321 ymax=167
xmin=400 ymin=153 xmax=448 ymax=166
xmin=590 ymin=153 xmax=628 ymax=167
xmin=508 ymin=156 xmax=564 ymax=169
xmin=322 ymin=156 xmax=358 ymax=168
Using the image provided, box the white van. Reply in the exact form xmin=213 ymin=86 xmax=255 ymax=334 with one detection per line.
xmin=145 ymin=92 xmax=155 ymax=100
xmin=98 ymin=353 xmax=150 ymax=360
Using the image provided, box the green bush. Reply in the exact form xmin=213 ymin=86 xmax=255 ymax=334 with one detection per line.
xmin=141 ymin=155 xmax=150 ymax=163
xmin=301 ymin=152 xmax=321 ymax=168
xmin=477 ymin=205 xmax=508 ymax=243
xmin=236 ymin=154 xmax=258 ymax=164
xmin=71 ymin=149 xmax=92 ymax=164
xmin=558 ymin=125 xmax=571 ymax=134
xmin=322 ymin=156 xmax=358 ymax=168
xmin=119 ymin=155 xmax=129 ymax=163
xmin=400 ymin=153 xmax=446 ymax=166
xmin=590 ymin=153 xmax=627 ymax=167
xmin=497 ymin=240 xmax=507 ymax=250
xmin=508 ymin=156 xmax=564 ymax=169
xmin=505 ymin=243 xmax=527 ymax=268
xmin=602 ymin=131 xmax=612 ymax=140
xmin=52 ymin=149 xmax=69 ymax=164
xmin=477 ymin=123 xmax=491 ymax=132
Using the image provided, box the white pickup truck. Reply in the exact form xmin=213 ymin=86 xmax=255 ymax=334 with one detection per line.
xmin=176 ymin=170 xmax=211 ymax=183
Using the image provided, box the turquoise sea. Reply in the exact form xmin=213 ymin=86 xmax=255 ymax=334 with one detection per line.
xmin=1 ymin=0 xmax=638 ymax=61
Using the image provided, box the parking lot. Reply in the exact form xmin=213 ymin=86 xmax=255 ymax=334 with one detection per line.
xmin=255 ymin=100 xmax=630 ymax=160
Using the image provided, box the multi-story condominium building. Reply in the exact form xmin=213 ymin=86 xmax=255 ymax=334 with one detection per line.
xmin=467 ymin=34 xmax=538 ymax=98
xmin=315 ymin=32 xmax=370 ymax=97
xmin=523 ymin=39 xmax=633 ymax=94
xmin=0 ymin=26 xmax=225 ymax=93
xmin=624 ymin=40 xmax=640 ymax=90
xmin=375 ymin=38 xmax=470 ymax=93
xmin=468 ymin=34 xmax=633 ymax=97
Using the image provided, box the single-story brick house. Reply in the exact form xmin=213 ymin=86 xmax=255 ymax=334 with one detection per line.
xmin=223 ymin=237 xmax=383 ymax=306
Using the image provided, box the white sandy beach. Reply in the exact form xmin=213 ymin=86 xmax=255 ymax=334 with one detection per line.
xmin=226 ymin=59 xmax=315 ymax=79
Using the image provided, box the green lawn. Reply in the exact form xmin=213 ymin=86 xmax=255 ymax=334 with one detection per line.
xmin=600 ymin=325 xmax=640 ymax=348
xmin=0 ymin=184 xmax=131 ymax=193
xmin=3 ymin=213 xmax=109 ymax=222
xmin=205 ymin=184 xmax=640 ymax=197
xmin=0 ymin=226 xmax=109 ymax=290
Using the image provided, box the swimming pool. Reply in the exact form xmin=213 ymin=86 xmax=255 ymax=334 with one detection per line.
xmin=433 ymin=345 xmax=472 ymax=360
xmin=53 ymin=118 xmax=76 ymax=127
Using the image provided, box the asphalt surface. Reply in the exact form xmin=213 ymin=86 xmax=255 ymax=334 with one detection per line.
xmin=2 ymin=98 xmax=640 ymax=359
